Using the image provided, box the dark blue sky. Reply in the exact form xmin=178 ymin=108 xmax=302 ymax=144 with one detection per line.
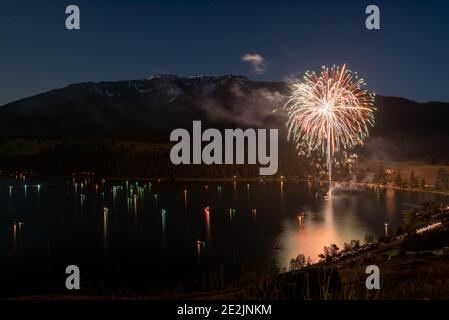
xmin=1 ymin=0 xmax=449 ymax=105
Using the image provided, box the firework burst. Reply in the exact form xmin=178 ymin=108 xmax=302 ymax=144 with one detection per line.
xmin=284 ymin=64 xmax=376 ymax=182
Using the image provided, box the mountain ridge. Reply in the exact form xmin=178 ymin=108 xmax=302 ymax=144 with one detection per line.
xmin=0 ymin=74 xmax=448 ymax=160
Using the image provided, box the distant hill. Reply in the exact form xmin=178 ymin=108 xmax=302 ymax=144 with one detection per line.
xmin=0 ymin=75 xmax=286 ymax=139
xmin=0 ymin=74 xmax=448 ymax=161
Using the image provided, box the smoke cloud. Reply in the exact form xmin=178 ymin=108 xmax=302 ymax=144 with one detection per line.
xmin=198 ymin=87 xmax=285 ymax=128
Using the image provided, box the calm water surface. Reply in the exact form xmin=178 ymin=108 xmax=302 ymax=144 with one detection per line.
xmin=0 ymin=177 xmax=447 ymax=296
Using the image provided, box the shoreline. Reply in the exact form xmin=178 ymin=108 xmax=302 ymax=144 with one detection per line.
xmin=3 ymin=171 xmax=449 ymax=197
xmin=345 ymin=181 xmax=449 ymax=197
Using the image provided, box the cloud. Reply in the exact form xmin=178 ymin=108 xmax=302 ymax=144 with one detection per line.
xmin=241 ymin=53 xmax=266 ymax=74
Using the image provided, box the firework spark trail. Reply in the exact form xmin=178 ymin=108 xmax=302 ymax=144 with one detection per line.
xmin=284 ymin=64 xmax=376 ymax=183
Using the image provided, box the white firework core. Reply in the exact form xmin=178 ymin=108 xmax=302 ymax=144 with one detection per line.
xmin=284 ymin=64 xmax=376 ymax=182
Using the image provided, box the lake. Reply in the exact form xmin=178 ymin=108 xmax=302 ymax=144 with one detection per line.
xmin=0 ymin=176 xmax=447 ymax=297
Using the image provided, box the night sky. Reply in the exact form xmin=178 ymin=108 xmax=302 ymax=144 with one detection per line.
xmin=1 ymin=0 xmax=449 ymax=105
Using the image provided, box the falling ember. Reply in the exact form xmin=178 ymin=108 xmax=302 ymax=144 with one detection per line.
xmin=284 ymin=64 xmax=375 ymax=183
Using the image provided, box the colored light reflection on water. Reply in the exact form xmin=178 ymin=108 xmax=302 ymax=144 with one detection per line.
xmin=0 ymin=177 xmax=448 ymax=295
xmin=103 ymin=207 xmax=109 ymax=252
xmin=161 ymin=209 xmax=167 ymax=239
xmin=203 ymin=207 xmax=211 ymax=239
